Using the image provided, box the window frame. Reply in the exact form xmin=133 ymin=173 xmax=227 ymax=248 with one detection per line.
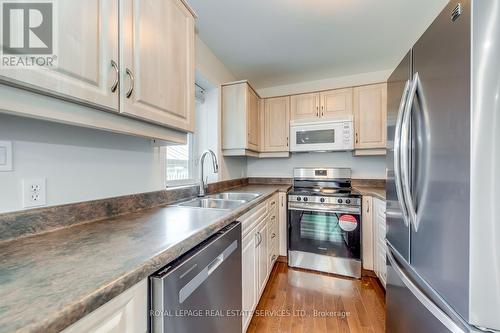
xmin=164 ymin=133 xmax=197 ymax=188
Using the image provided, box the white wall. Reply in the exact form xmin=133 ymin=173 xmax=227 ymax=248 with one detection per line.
xmin=247 ymin=152 xmax=386 ymax=179
xmin=195 ymin=35 xmax=247 ymax=181
xmin=256 ymin=70 xmax=391 ymax=98
xmin=0 ymin=114 xmax=164 ymax=213
xmin=193 ymin=88 xmax=219 ymax=183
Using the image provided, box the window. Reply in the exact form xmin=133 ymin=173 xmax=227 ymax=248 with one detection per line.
xmin=165 ymin=134 xmax=195 ymax=187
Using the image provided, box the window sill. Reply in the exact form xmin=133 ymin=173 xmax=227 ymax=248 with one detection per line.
xmin=166 ymin=180 xmax=198 ymax=189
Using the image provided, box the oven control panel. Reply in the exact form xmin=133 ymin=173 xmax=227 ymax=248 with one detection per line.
xmin=288 ymin=195 xmax=361 ymax=206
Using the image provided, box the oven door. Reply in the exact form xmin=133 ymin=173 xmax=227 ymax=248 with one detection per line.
xmin=288 ymin=205 xmax=361 ymax=260
xmin=290 ymin=120 xmax=352 ymax=152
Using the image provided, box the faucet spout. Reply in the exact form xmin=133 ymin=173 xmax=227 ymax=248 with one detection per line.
xmin=198 ymin=149 xmax=219 ymax=197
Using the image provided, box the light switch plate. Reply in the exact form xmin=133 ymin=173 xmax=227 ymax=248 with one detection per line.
xmin=0 ymin=141 xmax=12 ymax=171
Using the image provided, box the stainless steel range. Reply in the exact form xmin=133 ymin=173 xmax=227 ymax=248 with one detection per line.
xmin=288 ymin=167 xmax=362 ymax=278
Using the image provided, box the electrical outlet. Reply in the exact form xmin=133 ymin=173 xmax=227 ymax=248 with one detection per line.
xmin=22 ymin=178 xmax=47 ymax=208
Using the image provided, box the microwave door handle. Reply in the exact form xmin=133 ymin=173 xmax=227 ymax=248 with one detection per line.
xmin=394 ymin=79 xmax=411 ymax=227
xmin=401 ymin=73 xmax=419 ymax=232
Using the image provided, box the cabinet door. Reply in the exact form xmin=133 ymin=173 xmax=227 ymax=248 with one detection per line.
xmin=258 ymin=97 xmax=265 ymax=151
xmin=320 ymin=88 xmax=353 ymax=119
xmin=362 ymin=196 xmax=374 ymax=270
xmin=290 ymin=92 xmax=319 ymax=120
xmin=122 ymin=0 xmax=195 ymax=131
xmin=62 ymin=279 xmax=147 ymax=333
xmin=257 ymin=219 xmax=269 ymax=296
xmin=278 ymin=193 xmax=287 ymax=256
xmin=263 ymin=96 xmax=290 ymax=152
xmin=372 ymin=198 xmax=387 ymax=287
xmin=246 ymin=86 xmax=260 ymax=150
xmin=0 ymin=0 xmax=119 ymax=111
xmin=242 ymin=229 xmax=258 ymax=332
xmin=353 ymin=83 xmax=387 ymax=149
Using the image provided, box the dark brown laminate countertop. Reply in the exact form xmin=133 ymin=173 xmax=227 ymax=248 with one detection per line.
xmin=353 ymin=186 xmax=386 ymax=200
xmin=0 ymin=185 xmax=290 ymax=333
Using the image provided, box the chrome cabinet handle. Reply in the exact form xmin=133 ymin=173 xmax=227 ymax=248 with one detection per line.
xmin=394 ymin=80 xmax=411 ymax=227
xmin=110 ymin=60 xmax=119 ymax=93
xmin=125 ymin=68 xmax=134 ymax=98
xmin=255 ymin=232 xmax=262 ymax=247
xmin=401 ymin=73 xmax=420 ymax=231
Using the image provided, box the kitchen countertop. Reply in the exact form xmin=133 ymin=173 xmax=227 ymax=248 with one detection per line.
xmin=0 ymin=184 xmax=290 ymax=333
xmin=353 ymin=186 xmax=386 ymax=201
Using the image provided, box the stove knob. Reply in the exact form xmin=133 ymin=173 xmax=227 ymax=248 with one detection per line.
xmin=320 ymin=198 xmax=325 ymax=203
xmin=346 ymin=199 xmax=351 ymax=204
xmin=296 ymin=197 xmax=302 ymax=201
xmin=303 ymin=197 xmax=309 ymax=202
xmin=337 ymin=198 xmax=343 ymax=204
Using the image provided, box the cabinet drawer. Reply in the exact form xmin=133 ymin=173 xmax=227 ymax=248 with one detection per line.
xmin=241 ymin=201 xmax=268 ymax=237
xmin=268 ymin=195 xmax=278 ymax=211
xmin=268 ymin=242 xmax=278 ymax=268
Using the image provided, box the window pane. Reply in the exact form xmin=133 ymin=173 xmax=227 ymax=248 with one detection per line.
xmin=296 ymin=129 xmax=335 ymax=145
xmin=166 ymin=139 xmax=191 ymax=182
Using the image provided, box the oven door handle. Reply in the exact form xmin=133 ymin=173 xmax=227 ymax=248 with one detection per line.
xmin=288 ymin=206 xmax=360 ymax=215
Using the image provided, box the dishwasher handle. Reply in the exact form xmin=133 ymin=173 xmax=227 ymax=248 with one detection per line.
xmin=207 ymin=253 xmax=224 ymax=276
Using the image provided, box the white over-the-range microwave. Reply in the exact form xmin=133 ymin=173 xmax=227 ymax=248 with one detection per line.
xmin=289 ymin=117 xmax=354 ymax=152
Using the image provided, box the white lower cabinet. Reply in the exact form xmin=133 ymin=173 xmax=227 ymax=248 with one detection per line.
xmin=256 ymin=218 xmax=269 ymax=296
xmin=62 ymin=279 xmax=147 ymax=333
xmin=242 ymin=226 xmax=258 ymax=331
xmin=373 ymin=197 xmax=387 ymax=288
xmin=361 ymin=195 xmax=387 ymax=288
xmin=278 ymin=192 xmax=288 ymax=257
xmin=241 ymin=193 xmax=281 ymax=332
xmin=362 ymin=196 xmax=374 ymax=270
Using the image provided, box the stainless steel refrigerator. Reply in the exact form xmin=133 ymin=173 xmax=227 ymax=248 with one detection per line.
xmin=386 ymin=1 xmax=500 ymax=332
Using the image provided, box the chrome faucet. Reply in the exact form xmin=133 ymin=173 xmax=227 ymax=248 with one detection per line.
xmin=198 ymin=149 xmax=219 ymax=197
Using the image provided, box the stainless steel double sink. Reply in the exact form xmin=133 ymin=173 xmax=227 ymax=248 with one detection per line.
xmin=178 ymin=192 xmax=260 ymax=210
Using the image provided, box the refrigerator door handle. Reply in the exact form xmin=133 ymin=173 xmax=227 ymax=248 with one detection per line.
xmin=401 ymin=73 xmax=420 ymax=231
xmin=387 ymin=249 xmax=467 ymax=333
xmin=394 ymin=79 xmax=411 ymax=227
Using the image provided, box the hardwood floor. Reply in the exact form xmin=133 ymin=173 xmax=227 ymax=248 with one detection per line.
xmin=247 ymin=262 xmax=386 ymax=333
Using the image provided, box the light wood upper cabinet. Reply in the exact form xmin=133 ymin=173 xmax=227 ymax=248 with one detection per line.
xmin=262 ymin=96 xmax=290 ymax=152
xmin=320 ymin=88 xmax=353 ymax=119
xmin=0 ymin=0 xmax=119 ymax=111
xmin=290 ymin=92 xmax=319 ymax=120
xmin=222 ymin=81 xmax=261 ymax=155
xmin=353 ymin=83 xmax=387 ymax=150
xmin=291 ymin=88 xmax=353 ymax=121
xmin=247 ymin=87 xmax=260 ymax=150
xmin=121 ymin=0 xmax=195 ymax=132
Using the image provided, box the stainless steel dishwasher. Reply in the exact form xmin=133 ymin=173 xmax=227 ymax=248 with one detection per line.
xmin=149 ymin=222 xmax=242 ymax=333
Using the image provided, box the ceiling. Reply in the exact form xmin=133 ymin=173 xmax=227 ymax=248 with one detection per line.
xmin=187 ymin=0 xmax=448 ymax=89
